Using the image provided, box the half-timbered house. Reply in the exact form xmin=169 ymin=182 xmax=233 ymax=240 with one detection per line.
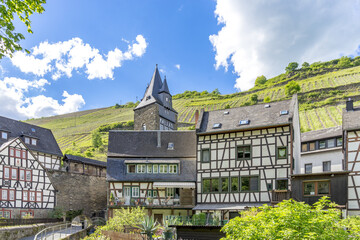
xmin=0 ymin=137 xmax=55 ymax=218
xmin=107 ymin=130 xmax=196 ymax=222
xmin=291 ymin=126 xmax=348 ymax=206
xmin=0 ymin=116 xmax=63 ymax=170
xmin=194 ymin=95 xmax=300 ymax=220
xmin=343 ymin=99 xmax=360 ymax=215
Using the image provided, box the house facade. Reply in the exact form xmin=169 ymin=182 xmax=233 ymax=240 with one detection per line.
xmin=0 ymin=137 xmax=55 ymax=218
xmin=133 ymin=65 xmax=178 ymax=131
xmin=194 ymin=95 xmax=300 ymax=220
xmin=0 ymin=116 xmax=63 ymax=170
xmin=107 ymin=131 xmax=196 ymax=222
xmin=343 ymin=99 xmax=360 ymax=215
xmin=291 ymin=126 xmax=348 ymax=206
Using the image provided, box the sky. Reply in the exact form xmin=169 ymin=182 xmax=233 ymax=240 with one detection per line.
xmin=1 ymin=0 xmax=360 ymax=120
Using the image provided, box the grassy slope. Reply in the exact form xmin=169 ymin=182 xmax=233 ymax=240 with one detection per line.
xmin=26 ymin=66 xmax=360 ymax=161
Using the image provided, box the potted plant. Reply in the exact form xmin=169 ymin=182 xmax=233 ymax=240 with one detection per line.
xmin=118 ymin=197 xmax=125 ymax=205
xmin=130 ymin=198 xmax=136 ymax=206
xmin=147 ymin=197 xmax=153 ymax=206
xmin=162 ymin=217 xmax=178 ymax=240
xmin=109 ymin=192 xmax=115 ymax=206
xmin=136 ymin=216 xmax=160 ymax=240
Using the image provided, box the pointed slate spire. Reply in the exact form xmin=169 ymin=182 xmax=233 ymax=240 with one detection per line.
xmin=159 ymin=75 xmax=170 ymax=94
xmin=134 ymin=64 xmax=163 ymax=110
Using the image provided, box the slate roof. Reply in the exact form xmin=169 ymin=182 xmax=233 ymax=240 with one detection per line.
xmin=0 ymin=116 xmax=62 ymax=157
xmin=343 ymin=107 xmax=360 ymax=131
xmin=134 ymin=65 xmax=175 ymax=112
xmin=107 ymin=130 xmax=196 ymax=158
xmin=63 ymin=154 xmax=107 ymax=167
xmin=196 ymin=95 xmax=297 ymax=134
xmin=107 ymin=158 xmax=196 ymax=182
xmin=301 ymin=126 xmax=342 ymax=142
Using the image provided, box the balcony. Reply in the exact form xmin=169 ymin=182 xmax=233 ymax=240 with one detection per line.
xmin=271 ymin=190 xmax=291 ymax=204
xmin=110 ymin=195 xmax=195 ymax=208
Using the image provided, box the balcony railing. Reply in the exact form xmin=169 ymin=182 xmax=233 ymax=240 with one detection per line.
xmin=110 ymin=196 xmax=194 ymax=208
xmin=165 ymin=215 xmax=229 ymax=226
xmin=271 ymin=190 xmax=291 ymax=203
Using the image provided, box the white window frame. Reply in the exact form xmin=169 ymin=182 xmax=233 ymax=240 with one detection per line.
xmin=31 ymin=138 xmax=37 ymax=146
xmin=153 ymin=165 xmax=158 ymax=174
xmin=169 ymin=164 xmax=178 ymax=174
xmin=1 ymin=132 xmax=7 ymax=139
xmin=159 ymin=165 xmax=168 ymax=173
xmin=24 ymin=137 xmax=30 ymax=144
xmin=147 ymin=165 xmax=152 ymax=173
xmin=132 ymin=187 xmax=140 ymax=198
xmin=137 ymin=164 xmax=146 ymax=173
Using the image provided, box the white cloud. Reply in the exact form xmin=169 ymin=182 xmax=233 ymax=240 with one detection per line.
xmin=11 ymin=35 xmax=148 ymax=80
xmin=0 ymin=77 xmax=85 ymax=120
xmin=159 ymin=68 xmax=165 ymax=74
xmin=210 ymin=0 xmax=360 ymax=91
xmin=175 ymin=64 xmax=181 ymax=70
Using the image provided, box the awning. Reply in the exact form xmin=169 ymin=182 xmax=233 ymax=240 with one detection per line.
xmin=124 ymin=159 xmax=180 ymax=164
xmin=193 ymin=203 xmax=265 ymax=211
xmin=153 ymin=182 xmax=195 ymax=188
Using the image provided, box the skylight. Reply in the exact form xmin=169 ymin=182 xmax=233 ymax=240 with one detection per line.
xmin=280 ymin=110 xmax=289 ymax=115
xmin=167 ymin=142 xmax=174 ymax=150
xmin=213 ymin=123 xmax=222 ymax=129
xmin=264 ymin=104 xmax=270 ymax=108
xmin=239 ymin=120 xmax=250 ymax=125
xmin=31 ymin=128 xmax=36 ymax=132
xmin=224 ymin=111 xmax=229 ymax=115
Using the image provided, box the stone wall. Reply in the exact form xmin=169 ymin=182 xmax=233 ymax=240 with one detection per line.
xmin=47 ymin=170 xmax=107 ymax=216
xmin=134 ymin=104 xmax=159 ymax=130
xmin=0 ymin=223 xmax=58 ymax=240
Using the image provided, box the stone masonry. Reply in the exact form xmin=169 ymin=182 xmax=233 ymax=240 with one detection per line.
xmin=47 ymin=170 xmax=107 ymax=217
xmin=134 ymin=104 xmax=159 ymax=130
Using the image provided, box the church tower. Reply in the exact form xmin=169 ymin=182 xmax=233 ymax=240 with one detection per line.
xmin=134 ymin=65 xmax=178 ymax=130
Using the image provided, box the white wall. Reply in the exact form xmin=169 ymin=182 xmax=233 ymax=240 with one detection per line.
xmin=299 ymin=148 xmax=343 ymax=174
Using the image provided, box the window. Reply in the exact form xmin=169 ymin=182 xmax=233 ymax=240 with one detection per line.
xmin=142 ymin=124 xmax=146 ymax=131
xmin=9 ymin=148 xmax=26 ymax=160
xmin=203 ymin=179 xmax=210 ymax=193
xmin=147 ymin=165 xmax=152 ymax=173
xmin=231 ymin=177 xmax=239 ymax=192
xmin=9 ymin=190 xmax=15 ymax=201
xmin=323 ymin=161 xmax=331 ymax=172
xmin=276 ymin=180 xmax=288 ymax=190
xmin=4 ymin=167 xmax=10 ymax=179
xmin=202 ymin=178 xmax=219 ymax=193
xmin=301 ymin=143 xmax=308 ymax=152
xmin=327 ymin=139 xmax=335 ymax=148
xmin=159 ymin=165 xmax=168 ymax=173
xmin=25 ymin=137 xmax=30 ymax=144
xmin=277 ymin=147 xmax=287 ymax=159
xmin=237 ymin=146 xmax=251 ymax=160
xmin=319 ymin=140 xmax=326 ymax=149
xmin=1 ymin=190 xmax=8 ymax=200
xmin=201 ymin=149 xmax=210 ymax=162
xmin=169 ymin=164 xmax=177 ymax=174
xmin=309 ymin=142 xmax=316 ymax=151
xmin=21 ymin=210 xmax=34 ymax=218
xmin=221 ymin=178 xmax=229 ymax=193
xmin=166 ymin=188 xmax=176 ymax=197
xmin=23 ymin=191 xmax=28 ymax=201
xmin=0 ymin=210 xmax=11 ymax=219
xmin=127 ymin=165 xmax=136 ymax=173
xmin=280 ymin=110 xmax=289 ymax=115
xmin=241 ymin=176 xmax=259 ymax=192
xmin=132 ymin=187 xmax=139 ymax=198
xmin=147 ymin=190 xmax=157 ymax=197
xmin=305 ymin=164 xmax=312 ymax=174
xmin=29 ymin=192 xmax=36 ymax=201
xmin=137 ymin=165 xmax=146 ymax=173
xmin=20 ymin=170 xmax=25 ymax=181
xmin=337 ymin=137 xmax=342 ymax=146
xmin=11 ymin=169 xmax=17 ymax=180
xmin=1 ymin=132 xmax=7 ymax=139
xmin=304 ymin=181 xmax=330 ymax=196
xmin=25 ymin=170 xmax=32 ymax=181
xmin=153 ymin=165 xmax=158 ymax=174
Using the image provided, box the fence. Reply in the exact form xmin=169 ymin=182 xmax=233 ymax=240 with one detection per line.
xmin=34 ymin=222 xmax=83 ymax=240
xmin=165 ymin=215 xmax=229 ymax=226
xmin=0 ymin=218 xmax=62 ymax=227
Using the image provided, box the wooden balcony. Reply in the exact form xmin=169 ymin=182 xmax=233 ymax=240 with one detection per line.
xmin=271 ymin=190 xmax=291 ymax=204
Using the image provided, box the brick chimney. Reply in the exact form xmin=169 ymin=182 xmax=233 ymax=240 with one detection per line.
xmin=194 ymin=110 xmax=199 ymax=124
xmin=346 ymin=98 xmax=354 ymax=112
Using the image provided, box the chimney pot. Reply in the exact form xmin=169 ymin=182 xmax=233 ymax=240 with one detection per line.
xmin=346 ymin=98 xmax=354 ymax=112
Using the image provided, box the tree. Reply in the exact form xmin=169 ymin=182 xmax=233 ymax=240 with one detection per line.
xmin=264 ymin=96 xmax=271 ymax=103
xmin=250 ymin=94 xmax=258 ymax=103
xmin=212 ymin=88 xmax=221 ymax=96
xmin=285 ymin=62 xmax=299 ymax=73
xmin=0 ymin=0 xmax=46 ymax=59
xmin=302 ymin=62 xmax=310 ymax=69
xmin=255 ymin=75 xmax=267 ymax=86
xmin=221 ymin=197 xmax=358 ymax=240
xmin=91 ymin=131 xmax=103 ymax=148
xmin=337 ymin=56 xmax=352 ymax=68
xmin=285 ymin=80 xmax=300 ymax=96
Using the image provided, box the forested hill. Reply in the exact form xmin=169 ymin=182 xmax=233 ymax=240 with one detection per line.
xmin=26 ymin=56 xmax=360 ymax=161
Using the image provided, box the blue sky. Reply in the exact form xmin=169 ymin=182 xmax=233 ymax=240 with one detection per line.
xmin=1 ymin=0 xmax=360 ymax=120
